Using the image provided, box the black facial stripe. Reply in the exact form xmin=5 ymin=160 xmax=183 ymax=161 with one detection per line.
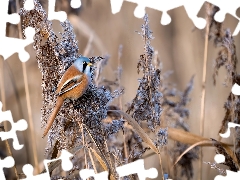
xmin=82 ymin=62 xmax=87 ymax=72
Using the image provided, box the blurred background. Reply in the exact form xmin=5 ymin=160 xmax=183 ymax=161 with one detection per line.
xmin=1 ymin=0 xmax=240 ymax=179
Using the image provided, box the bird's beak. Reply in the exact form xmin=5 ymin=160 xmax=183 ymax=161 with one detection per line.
xmin=88 ymin=62 xmax=93 ymax=66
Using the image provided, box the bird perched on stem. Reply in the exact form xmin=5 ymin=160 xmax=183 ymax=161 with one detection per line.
xmin=42 ymin=56 xmax=92 ymax=138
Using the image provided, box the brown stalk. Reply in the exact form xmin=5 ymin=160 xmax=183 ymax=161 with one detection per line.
xmin=221 ymin=142 xmax=240 ymax=170
xmin=0 ymin=58 xmax=13 ymax=176
xmin=89 ymin=147 xmax=116 ymax=180
xmin=78 ymin=122 xmax=89 ymax=180
xmin=168 ymin=127 xmax=208 ymax=145
xmin=109 ymin=110 xmax=233 ymax=147
xmin=173 ymin=140 xmax=214 ymax=166
xmin=199 ymin=7 xmax=210 ymax=180
xmin=83 ymin=124 xmax=115 ymax=179
xmin=88 ymin=148 xmax=98 ymax=173
xmin=112 ymin=110 xmax=159 ymax=154
xmin=0 ymin=126 xmax=19 ymax=179
xmin=0 ymin=57 xmax=6 ymax=112
xmin=89 ymin=147 xmax=108 ymax=171
xmin=16 ymin=0 xmax=39 ymax=173
xmin=110 ymin=110 xmax=166 ymax=180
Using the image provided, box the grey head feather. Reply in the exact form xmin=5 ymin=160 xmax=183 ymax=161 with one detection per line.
xmin=73 ymin=56 xmax=92 ymax=80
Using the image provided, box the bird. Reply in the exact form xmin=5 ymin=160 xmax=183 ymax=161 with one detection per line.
xmin=42 ymin=56 xmax=92 ymax=138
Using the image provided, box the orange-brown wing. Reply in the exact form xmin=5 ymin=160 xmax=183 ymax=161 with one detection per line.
xmin=57 ymin=66 xmax=84 ymax=96
xmin=58 ymin=74 xmax=83 ymax=96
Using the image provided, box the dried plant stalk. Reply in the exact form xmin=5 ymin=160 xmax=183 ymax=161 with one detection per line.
xmin=0 ymin=57 xmax=6 ymax=112
xmin=212 ymin=139 xmax=240 ymax=171
xmin=0 ymin=126 xmax=19 ymax=179
xmin=199 ymin=3 xmax=211 ymax=180
xmin=114 ymin=110 xmax=159 ymax=154
xmin=174 ymin=140 xmax=213 ymax=166
xmin=168 ymin=128 xmax=208 ymax=145
xmin=16 ymin=0 xmax=39 ymax=173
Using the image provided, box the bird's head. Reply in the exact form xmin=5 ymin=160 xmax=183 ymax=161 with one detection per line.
xmin=74 ymin=56 xmax=92 ymax=76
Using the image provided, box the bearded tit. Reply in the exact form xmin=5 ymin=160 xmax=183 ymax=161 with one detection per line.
xmin=42 ymin=56 xmax=92 ymax=138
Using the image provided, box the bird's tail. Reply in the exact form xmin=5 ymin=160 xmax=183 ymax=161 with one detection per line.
xmin=42 ymin=97 xmax=64 ymax=138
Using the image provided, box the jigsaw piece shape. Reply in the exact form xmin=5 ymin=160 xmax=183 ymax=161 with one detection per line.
xmin=0 ymin=102 xmax=28 ymax=150
xmin=110 ymin=0 xmax=240 ymax=33
xmin=20 ymin=150 xmax=73 ymax=180
xmin=21 ymin=164 xmax=50 ymax=180
xmin=206 ymin=0 xmax=240 ymax=36
xmin=211 ymin=73 xmax=240 ymax=180
xmin=70 ymin=0 xmax=82 ymax=9
xmin=0 ymin=0 xmax=20 ymax=40
xmin=24 ymin=0 xmax=34 ymax=11
xmin=219 ymin=122 xmax=240 ymax=138
xmin=214 ymin=154 xmax=225 ymax=164
xmin=0 ymin=0 xmax=33 ymax=61
xmin=0 ymin=156 xmax=15 ymax=180
xmin=215 ymin=170 xmax=240 ymax=180
xmin=48 ymin=0 xmax=67 ymax=22
xmin=110 ymin=0 xmax=206 ymax=28
xmin=0 ymin=0 xmax=69 ymax=62
xmin=80 ymin=159 xmax=158 ymax=180
xmin=0 ymin=27 xmax=35 ymax=62
xmin=43 ymin=149 xmax=73 ymax=172
xmin=231 ymin=83 xmax=240 ymax=95
xmin=0 ymin=0 xmax=34 ymax=62
xmin=79 ymin=169 xmax=109 ymax=180
xmin=117 ymin=159 xmax=158 ymax=180
xmin=221 ymin=83 xmax=240 ymax=137
xmin=213 ymin=154 xmax=240 ymax=180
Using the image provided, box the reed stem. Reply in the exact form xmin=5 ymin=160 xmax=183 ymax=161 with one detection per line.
xmin=199 ymin=13 xmax=210 ymax=180
xmin=16 ymin=0 xmax=39 ymax=173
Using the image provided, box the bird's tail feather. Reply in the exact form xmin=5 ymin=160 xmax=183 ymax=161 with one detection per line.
xmin=42 ymin=97 xmax=64 ymax=138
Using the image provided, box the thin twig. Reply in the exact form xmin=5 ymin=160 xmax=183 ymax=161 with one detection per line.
xmin=117 ymin=45 xmax=128 ymax=161
xmin=157 ymin=149 xmax=165 ymax=180
xmin=16 ymin=0 xmax=40 ymax=173
xmin=88 ymin=149 xmax=98 ymax=173
xmin=199 ymin=11 xmax=210 ymax=180
xmin=0 ymin=126 xmax=19 ymax=179
xmin=78 ymin=122 xmax=89 ymax=180
xmin=0 ymin=57 xmax=6 ymax=112
xmin=0 ymin=56 xmax=8 ymax=133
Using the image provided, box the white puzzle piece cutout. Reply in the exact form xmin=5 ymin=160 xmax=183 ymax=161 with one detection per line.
xmin=20 ymin=150 xmax=73 ymax=180
xmin=0 ymin=156 xmax=15 ymax=180
xmin=80 ymin=159 xmax=158 ymax=180
xmin=70 ymin=0 xmax=82 ymax=9
xmin=110 ymin=0 xmax=240 ymax=35
xmin=0 ymin=0 xmax=35 ymax=62
xmin=214 ymin=154 xmax=240 ymax=180
xmin=48 ymin=0 xmax=67 ymax=22
xmin=0 ymin=102 xmax=28 ymax=150
xmin=212 ymin=83 xmax=240 ymax=179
